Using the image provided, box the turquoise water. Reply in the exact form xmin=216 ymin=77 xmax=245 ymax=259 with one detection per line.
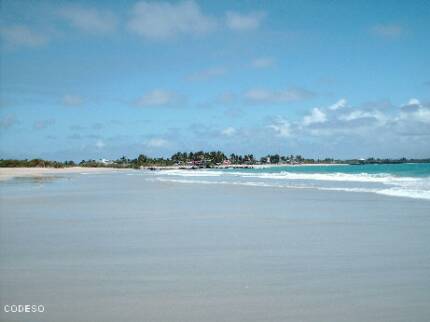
xmin=225 ymin=163 xmax=430 ymax=177
xmin=147 ymin=163 xmax=430 ymax=200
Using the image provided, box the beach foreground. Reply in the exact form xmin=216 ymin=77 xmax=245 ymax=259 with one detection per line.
xmin=1 ymin=171 xmax=430 ymax=322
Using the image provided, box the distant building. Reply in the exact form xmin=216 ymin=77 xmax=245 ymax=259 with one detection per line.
xmin=99 ymin=158 xmax=113 ymax=165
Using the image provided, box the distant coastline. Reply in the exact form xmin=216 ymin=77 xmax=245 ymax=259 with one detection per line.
xmin=1 ymin=151 xmax=430 ymax=172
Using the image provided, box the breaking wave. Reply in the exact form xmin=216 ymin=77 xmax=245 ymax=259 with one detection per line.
xmin=147 ymin=169 xmax=430 ymax=200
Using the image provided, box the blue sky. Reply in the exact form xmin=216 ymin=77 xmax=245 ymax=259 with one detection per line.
xmin=1 ymin=0 xmax=429 ymax=161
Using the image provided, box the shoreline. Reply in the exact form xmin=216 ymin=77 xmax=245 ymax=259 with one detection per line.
xmin=1 ymin=163 xmax=429 ymax=201
xmin=0 ymin=163 xmax=345 ymax=181
xmin=0 ymin=167 xmax=132 ymax=181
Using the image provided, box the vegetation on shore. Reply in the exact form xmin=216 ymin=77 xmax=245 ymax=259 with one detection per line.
xmin=0 ymin=159 xmax=75 ymax=168
xmin=1 ymin=152 xmax=430 ymax=169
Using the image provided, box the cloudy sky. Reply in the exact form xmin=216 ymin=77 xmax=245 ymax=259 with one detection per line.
xmin=1 ymin=0 xmax=429 ymax=161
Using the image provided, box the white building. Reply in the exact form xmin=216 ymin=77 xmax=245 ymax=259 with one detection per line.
xmin=99 ymin=158 xmax=113 ymax=165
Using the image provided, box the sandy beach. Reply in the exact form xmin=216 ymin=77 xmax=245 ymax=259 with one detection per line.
xmin=0 ymin=163 xmax=344 ymax=181
xmin=0 ymin=167 xmax=130 ymax=181
xmin=1 ymin=170 xmax=429 ymax=322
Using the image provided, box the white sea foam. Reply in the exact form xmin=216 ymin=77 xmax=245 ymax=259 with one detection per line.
xmin=376 ymin=188 xmax=430 ymax=200
xmin=231 ymin=171 xmax=419 ymax=184
xmin=153 ymin=169 xmax=429 ymax=187
xmin=153 ymin=169 xmax=419 ymax=185
xmin=148 ymin=172 xmax=430 ymax=201
xmin=312 ymin=186 xmax=430 ymax=200
xmin=156 ymin=170 xmax=224 ymax=177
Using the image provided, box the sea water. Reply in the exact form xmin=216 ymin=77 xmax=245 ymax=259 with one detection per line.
xmin=146 ymin=163 xmax=430 ymax=200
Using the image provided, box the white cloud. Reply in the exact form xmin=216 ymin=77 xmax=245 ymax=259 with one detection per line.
xmin=226 ymin=11 xmax=265 ymax=31
xmin=371 ymin=24 xmax=404 ymax=39
xmin=58 ymin=5 xmax=117 ymax=34
xmin=406 ymin=98 xmax=420 ymax=106
xmin=328 ymin=98 xmax=347 ymax=110
xmin=95 ymin=140 xmax=105 ymax=148
xmin=303 ymin=108 xmax=327 ymax=126
xmin=0 ymin=25 xmax=49 ymax=48
xmin=128 ymin=0 xmax=216 ymax=40
xmin=135 ymin=90 xmax=179 ymax=107
xmin=251 ymin=57 xmax=274 ymax=69
xmin=63 ymin=95 xmax=83 ymax=107
xmin=221 ymin=127 xmax=236 ymax=136
xmin=244 ymin=87 xmax=315 ymax=104
xmin=267 ymin=99 xmax=394 ymax=141
xmin=268 ymin=118 xmax=291 ymax=137
xmin=411 ymin=108 xmax=430 ymax=123
xmin=187 ymin=67 xmax=227 ymax=81
xmin=145 ymin=137 xmax=169 ymax=148
xmin=260 ymin=99 xmax=430 ymax=157
xmin=302 ymin=99 xmax=430 ymax=139
xmin=338 ymin=110 xmax=369 ymax=122
xmin=127 ymin=3 xmax=266 ymax=40
xmin=338 ymin=110 xmax=386 ymax=124
xmin=399 ymin=99 xmax=430 ymax=124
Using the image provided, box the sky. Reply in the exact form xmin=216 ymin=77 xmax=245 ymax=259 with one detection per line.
xmin=0 ymin=0 xmax=429 ymax=161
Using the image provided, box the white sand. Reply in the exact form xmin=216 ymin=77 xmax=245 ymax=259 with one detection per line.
xmin=0 ymin=167 xmax=128 ymax=181
xmin=1 ymin=175 xmax=429 ymax=322
xmin=0 ymin=163 xmax=345 ymax=181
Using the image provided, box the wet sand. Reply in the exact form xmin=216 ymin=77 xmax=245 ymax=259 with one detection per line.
xmin=0 ymin=163 xmax=344 ymax=181
xmin=1 ymin=172 xmax=429 ymax=322
xmin=0 ymin=167 xmax=131 ymax=181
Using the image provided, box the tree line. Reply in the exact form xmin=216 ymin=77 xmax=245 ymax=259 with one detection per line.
xmin=1 ymin=153 xmax=429 ymax=168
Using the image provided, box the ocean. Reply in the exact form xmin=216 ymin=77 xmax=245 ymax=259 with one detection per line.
xmin=146 ymin=163 xmax=430 ymax=200
xmin=1 ymin=164 xmax=430 ymax=321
